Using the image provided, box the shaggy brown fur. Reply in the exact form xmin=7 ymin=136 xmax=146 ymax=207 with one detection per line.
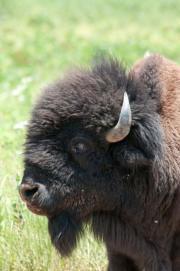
xmin=131 ymin=54 xmax=180 ymax=271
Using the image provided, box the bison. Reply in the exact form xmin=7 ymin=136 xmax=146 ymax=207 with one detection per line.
xmin=19 ymin=54 xmax=180 ymax=271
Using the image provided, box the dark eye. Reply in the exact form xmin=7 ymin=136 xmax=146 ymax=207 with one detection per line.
xmin=70 ymin=138 xmax=91 ymax=155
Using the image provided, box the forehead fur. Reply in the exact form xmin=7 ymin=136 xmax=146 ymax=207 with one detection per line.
xmin=29 ymin=59 xmax=129 ymax=136
xmin=28 ymin=56 xmax=163 ymax=140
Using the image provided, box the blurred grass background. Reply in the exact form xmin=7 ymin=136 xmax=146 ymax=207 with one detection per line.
xmin=1 ymin=0 xmax=180 ymax=270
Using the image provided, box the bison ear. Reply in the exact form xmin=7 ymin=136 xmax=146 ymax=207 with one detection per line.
xmin=112 ymin=145 xmax=151 ymax=168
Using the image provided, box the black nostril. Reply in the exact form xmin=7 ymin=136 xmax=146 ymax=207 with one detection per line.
xmin=24 ymin=186 xmax=38 ymax=198
xmin=19 ymin=183 xmax=39 ymax=201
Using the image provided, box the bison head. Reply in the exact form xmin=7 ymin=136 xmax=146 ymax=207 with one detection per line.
xmin=19 ymin=57 xmax=163 ymax=256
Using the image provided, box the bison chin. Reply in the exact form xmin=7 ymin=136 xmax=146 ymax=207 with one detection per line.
xmin=48 ymin=212 xmax=83 ymax=256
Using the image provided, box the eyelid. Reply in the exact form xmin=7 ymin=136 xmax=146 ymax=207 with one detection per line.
xmin=70 ymin=137 xmax=92 ymax=154
xmin=73 ymin=142 xmax=87 ymax=153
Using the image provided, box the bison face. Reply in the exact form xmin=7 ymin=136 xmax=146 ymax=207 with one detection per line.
xmin=19 ymin=58 xmax=162 ymax=256
xmin=21 ymin=127 xmax=117 ymax=217
xmin=20 ymin=119 xmax=124 ymax=255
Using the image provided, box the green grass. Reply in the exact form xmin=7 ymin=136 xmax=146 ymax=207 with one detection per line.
xmin=1 ymin=0 xmax=180 ymax=270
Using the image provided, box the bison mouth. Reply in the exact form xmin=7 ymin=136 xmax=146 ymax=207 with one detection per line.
xmin=26 ymin=203 xmax=48 ymax=215
xmin=48 ymin=212 xmax=84 ymax=256
xmin=24 ymin=195 xmax=55 ymax=216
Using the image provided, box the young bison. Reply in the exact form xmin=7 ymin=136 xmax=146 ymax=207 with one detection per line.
xmin=19 ymin=54 xmax=180 ymax=271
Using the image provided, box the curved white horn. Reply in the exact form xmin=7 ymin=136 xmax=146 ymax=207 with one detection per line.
xmin=106 ymin=92 xmax=132 ymax=143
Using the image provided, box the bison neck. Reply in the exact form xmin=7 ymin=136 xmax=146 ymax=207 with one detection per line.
xmin=91 ymin=166 xmax=180 ymax=262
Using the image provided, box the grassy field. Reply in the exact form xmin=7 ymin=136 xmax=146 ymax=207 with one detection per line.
xmin=1 ymin=0 xmax=180 ymax=270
